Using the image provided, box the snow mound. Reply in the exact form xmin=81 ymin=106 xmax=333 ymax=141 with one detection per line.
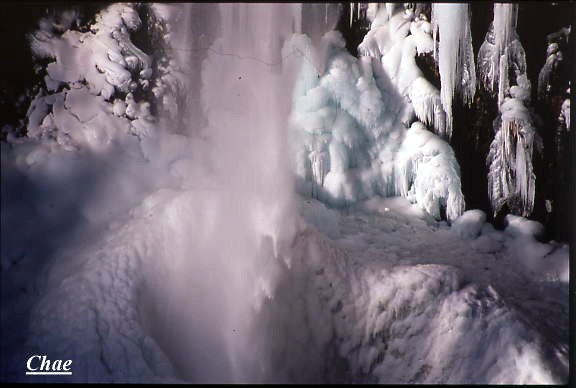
xmin=275 ymin=221 xmax=567 ymax=384
xmin=503 ymin=215 xmax=568 ymax=283
xmin=504 ymin=214 xmax=544 ymax=239
xmin=395 ymin=122 xmax=465 ymax=222
xmin=451 ymin=210 xmax=487 ymax=240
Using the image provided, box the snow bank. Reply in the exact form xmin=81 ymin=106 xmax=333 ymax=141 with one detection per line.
xmin=449 ymin=211 xmax=568 ymax=284
xmin=504 ymin=215 xmax=568 ymax=283
xmin=271 ymin=221 xmax=567 ymax=384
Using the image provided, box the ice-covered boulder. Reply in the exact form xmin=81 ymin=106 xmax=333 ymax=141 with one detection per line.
xmin=504 ymin=214 xmax=544 ymax=239
xmin=452 ymin=209 xmax=487 ymax=240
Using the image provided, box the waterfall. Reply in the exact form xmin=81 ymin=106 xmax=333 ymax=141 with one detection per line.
xmin=141 ymin=3 xmax=304 ymax=382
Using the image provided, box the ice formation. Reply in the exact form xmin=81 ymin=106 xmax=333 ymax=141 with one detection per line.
xmin=431 ymin=3 xmax=476 ymax=137
xmin=357 ymin=5 xmax=448 ymax=137
xmin=560 ymin=94 xmax=570 ymax=130
xmin=290 ymin=23 xmax=464 ymax=222
xmin=394 ymin=122 xmax=465 ymax=222
xmin=537 ymin=26 xmax=570 ymax=101
xmin=349 ymin=3 xmax=365 ymax=28
xmin=486 ymin=87 xmax=539 ymax=217
xmin=24 ymin=4 xmax=158 ymax=150
xmin=477 ymin=4 xmax=518 ymax=104
xmin=480 ymin=4 xmax=539 ymax=217
xmin=0 ymin=3 xmax=569 ymax=385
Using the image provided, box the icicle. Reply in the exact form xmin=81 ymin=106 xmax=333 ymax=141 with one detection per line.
xmin=367 ymin=3 xmax=379 ymax=22
xmin=293 ymin=3 xmax=302 ymax=33
xmin=488 ymin=110 xmax=537 ymax=217
xmin=325 ymin=3 xmax=328 ymax=26
xmin=487 ymin=64 xmax=537 ymax=216
xmin=560 ymin=96 xmax=570 ymax=129
xmin=478 ymin=4 xmax=518 ymax=102
xmin=483 ymin=3 xmax=538 ymax=217
xmin=431 ymin=5 xmax=438 ymax=61
xmin=385 ymin=3 xmax=396 ymax=20
xmin=493 ymin=4 xmax=516 ymax=58
xmin=537 ymin=26 xmax=570 ymax=101
xmin=431 ymin=3 xmax=476 ymax=139
xmin=357 ymin=2 xmax=361 ymax=21
xmin=461 ymin=16 xmax=477 ymax=105
xmin=408 ymin=77 xmax=448 ymax=138
xmin=497 ymin=48 xmax=508 ymax=107
xmin=350 ymin=3 xmax=355 ymax=28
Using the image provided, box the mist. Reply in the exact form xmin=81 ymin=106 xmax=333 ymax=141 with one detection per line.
xmin=136 ymin=3 xmax=307 ymax=383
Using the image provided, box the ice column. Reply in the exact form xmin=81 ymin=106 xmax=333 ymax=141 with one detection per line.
xmin=431 ymin=3 xmax=476 ymax=138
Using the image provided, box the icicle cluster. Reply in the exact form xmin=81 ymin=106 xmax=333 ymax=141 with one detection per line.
xmin=477 ymin=4 xmax=519 ymax=104
xmin=487 ymin=93 xmax=537 ymax=217
xmin=537 ymin=26 xmax=571 ymax=101
xmin=431 ymin=3 xmax=476 ymax=138
xmin=560 ymin=92 xmax=570 ymax=130
xmin=290 ymin=22 xmax=465 ymax=222
xmin=356 ymin=4 xmax=449 ymax=137
xmin=349 ymin=3 xmax=365 ymax=28
xmin=482 ymin=4 xmax=539 ymax=218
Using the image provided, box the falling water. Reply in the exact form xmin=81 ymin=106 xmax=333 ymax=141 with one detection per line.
xmin=138 ymin=3 xmax=319 ymax=383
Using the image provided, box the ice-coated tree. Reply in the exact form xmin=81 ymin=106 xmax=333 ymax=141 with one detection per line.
xmin=479 ymin=4 xmax=540 ymax=217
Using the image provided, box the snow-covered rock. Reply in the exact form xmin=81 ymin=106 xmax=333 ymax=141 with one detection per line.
xmin=452 ymin=209 xmax=486 ymax=239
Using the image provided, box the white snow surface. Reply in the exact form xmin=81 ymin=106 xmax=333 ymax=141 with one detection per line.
xmin=2 ymin=183 xmax=568 ymax=382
